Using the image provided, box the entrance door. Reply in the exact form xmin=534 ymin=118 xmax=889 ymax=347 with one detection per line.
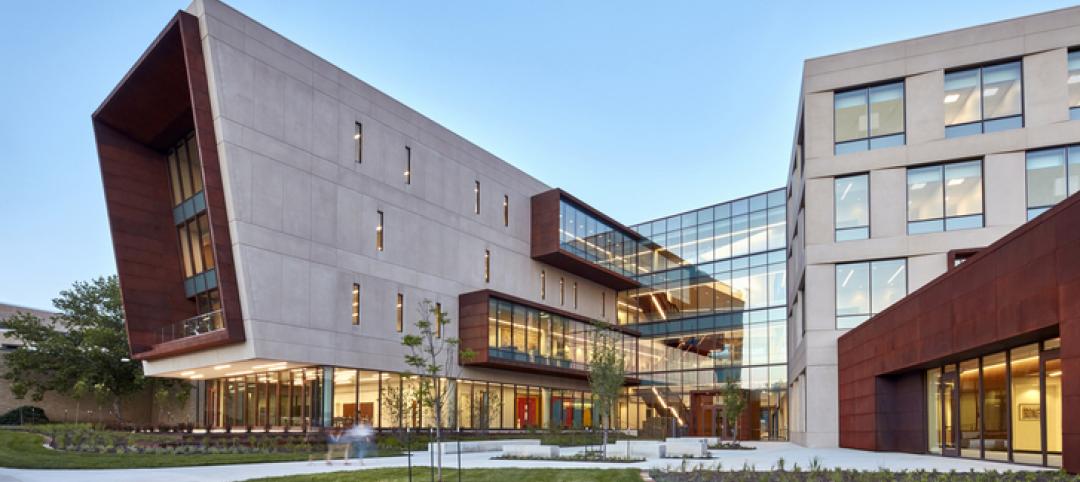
xmin=1040 ymin=349 xmax=1062 ymax=467
xmin=940 ymin=370 xmax=959 ymax=456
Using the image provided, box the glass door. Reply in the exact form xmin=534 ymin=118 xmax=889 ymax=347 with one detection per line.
xmin=941 ymin=368 xmax=959 ymax=456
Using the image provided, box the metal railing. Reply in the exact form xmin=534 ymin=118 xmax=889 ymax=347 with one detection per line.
xmin=160 ymin=310 xmax=224 ymax=344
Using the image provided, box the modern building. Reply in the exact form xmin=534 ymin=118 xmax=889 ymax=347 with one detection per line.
xmin=786 ymin=3 xmax=1080 ymax=469
xmin=92 ymin=0 xmax=786 ymax=437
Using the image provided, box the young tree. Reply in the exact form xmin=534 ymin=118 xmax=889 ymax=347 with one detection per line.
xmin=1 ymin=276 xmax=189 ymax=424
xmin=588 ymin=323 xmax=626 ymax=458
xmin=401 ymin=300 xmax=473 ymax=481
xmin=722 ymin=380 xmax=747 ymax=442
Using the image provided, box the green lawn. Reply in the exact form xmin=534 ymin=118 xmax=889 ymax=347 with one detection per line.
xmin=0 ymin=430 xmax=334 ymax=469
xmin=249 ymin=468 xmax=643 ymax=482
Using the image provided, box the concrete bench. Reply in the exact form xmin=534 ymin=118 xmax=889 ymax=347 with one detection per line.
xmin=428 ymin=438 xmax=539 ymax=454
xmin=666 ymin=436 xmax=719 ymax=446
xmin=666 ymin=440 xmax=708 ymax=457
xmin=613 ymin=440 xmax=665 ymax=458
xmin=502 ymin=444 xmax=559 ymax=457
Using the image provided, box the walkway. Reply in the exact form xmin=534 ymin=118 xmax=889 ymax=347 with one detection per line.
xmin=0 ymin=442 xmax=1051 ymax=482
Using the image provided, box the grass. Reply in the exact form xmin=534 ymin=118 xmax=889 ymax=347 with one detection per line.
xmin=249 ymin=468 xmax=643 ymax=482
xmin=0 ymin=430 xmax=364 ymax=469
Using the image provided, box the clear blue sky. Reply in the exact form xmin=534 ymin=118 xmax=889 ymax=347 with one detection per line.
xmin=0 ymin=0 xmax=1070 ymax=310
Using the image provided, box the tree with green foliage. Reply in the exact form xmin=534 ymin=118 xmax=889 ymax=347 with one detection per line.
xmin=722 ymin=380 xmax=746 ymax=442
xmin=587 ymin=322 xmax=626 ymax=458
xmin=0 ymin=276 xmax=190 ymax=424
xmin=400 ymin=300 xmax=473 ymax=481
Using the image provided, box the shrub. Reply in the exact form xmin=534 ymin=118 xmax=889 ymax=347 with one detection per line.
xmin=0 ymin=406 xmax=48 ymax=425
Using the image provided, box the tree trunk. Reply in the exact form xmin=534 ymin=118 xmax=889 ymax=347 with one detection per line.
xmin=111 ymin=397 xmax=124 ymax=424
xmin=602 ymin=415 xmax=608 ymax=459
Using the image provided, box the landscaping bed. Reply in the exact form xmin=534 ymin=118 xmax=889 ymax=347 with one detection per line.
xmin=250 ymin=468 xmax=643 ymax=482
xmin=708 ymin=442 xmax=755 ymax=450
xmin=651 ymin=467 xmax=1076 ymax=481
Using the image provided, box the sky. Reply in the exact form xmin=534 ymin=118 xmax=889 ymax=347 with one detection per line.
xmin=0 ymin=0 xmax=1071 ymax=310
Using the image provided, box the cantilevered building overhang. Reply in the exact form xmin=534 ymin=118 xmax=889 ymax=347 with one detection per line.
xmin=93 ymin=11 xmax=244 ymax=360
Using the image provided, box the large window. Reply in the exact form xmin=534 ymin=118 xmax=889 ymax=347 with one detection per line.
xmin=1069 ymin=51 xmax=1080 ymax=120
xmin=944 ymin=61 xmax=1023 ymax=138
xmin=834 ymin=174 xmax=869 ymax=241
xmin=835 ymin=258 xmax=906 ymax=329
xmin=1026 ymin=146 xmax=1080 ymax=219
xmin=834 ymin=81 xmax=905 ymax=154
xmin=907 ymin=160 xmax=983 ymax=234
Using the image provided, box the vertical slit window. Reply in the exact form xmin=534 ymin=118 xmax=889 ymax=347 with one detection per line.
xmin=435 ymin=302 xmax=442 ymax=338
xmin=540 ymin=271 xmax=546 ymax=300
xmin=376 ymin=210 xmax=384 ymax=251
xmin=573 ymin=282 xmax=578 ymax=309
xmin=474 ymin=181 xmax=481 ymax=214
xmin=484 ymin=250 xmax=491 ymax=283
xmin=396 ymin=293 xmax=403 ymax=332
xmin=352 ymin=283 xmax=361 ymax=326
xmin=601 ymin=292 xmax=606 ymax=318
xmin=354 ymin=122 xmax=363 ymax=163
xmin=404 ymin=146 xmax=411 ymax=184
xmin=559 ymin=278 xmax=565 ymax=306
xmin=503 ymin=195 xmax=509 ymax=226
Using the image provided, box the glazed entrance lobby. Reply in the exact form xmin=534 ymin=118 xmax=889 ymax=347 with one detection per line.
xmin=926 ymin=339 xmax=1062 ymax=467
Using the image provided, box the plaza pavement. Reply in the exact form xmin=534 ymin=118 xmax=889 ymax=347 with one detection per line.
xmin=0 ymin=441 xmax=1051 ymax=482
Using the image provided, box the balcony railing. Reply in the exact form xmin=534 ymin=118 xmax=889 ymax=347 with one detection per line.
xmin=160 ymin=310 xmax=224 ymax=344
xmin=487 ymin=347 xmax=587 ymax=372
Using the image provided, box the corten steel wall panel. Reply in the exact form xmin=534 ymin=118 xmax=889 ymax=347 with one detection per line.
xmin=837 ymin=191 xmax=1080 ymax=471
xmin=530 ymin=189 xmax=641 ymax=290
xmin=458 ymin=291 xmax=491 ymax=365
xmin=93 ymin=11 xmax=244 ymax=360
xmin=94 ymin=122 xmax=193 ymax=354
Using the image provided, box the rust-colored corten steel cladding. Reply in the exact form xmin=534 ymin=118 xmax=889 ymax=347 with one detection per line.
xmin=530 ymin=189 xmax=641 ymax=291
xmin=93 ymin=11 xmax=244 ymax=360
xmin=459 ymin=289 xmax=640 ymax=381
xmin=837 ymin=192 xmax=1080 ymax=471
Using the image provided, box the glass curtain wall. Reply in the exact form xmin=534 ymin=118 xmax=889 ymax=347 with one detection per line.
xmin=619 ymin=189 xmax=788 ymax=440
xmin=486 ymin=297 xmax=637 ymax=372
xmin=926 ymin=338 xmax=1061 ymax=467
xmin=203 ymin=367 xmax=648 ymax=433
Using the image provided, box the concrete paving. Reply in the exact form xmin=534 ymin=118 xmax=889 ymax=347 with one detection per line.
xmin=0 ymin=441 xmax=1051 ymax=482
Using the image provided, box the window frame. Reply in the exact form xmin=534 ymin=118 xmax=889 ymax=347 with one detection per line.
xmin=944 ymin=60 xmax=1024 ymax=138
xmin=474 ymin=181 xmax=481 ymax=215
xmin=834 ymin=258 xmax=908 ymax=330
xmin=905 ymin=159 xmax=985 ymax=235
xmin=484 ymin=249 xmax=491 ymax=283
xmin=352 ymin=283 xmax=361 ymax=326
xmin=396 ymin=293 xmax=404 ymax=332
xmin=1069 ymin=50 xmax=1080 ymax=120
xmin=376 ymin=210 xmax=384 ymax=251
xmin=834 ymin=173 xmax=870 ymax=242
xmin=833 ymin=79 xmax=907 ymax=155
xmin=1025 ymin=145 xmax=1079 ymax=219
